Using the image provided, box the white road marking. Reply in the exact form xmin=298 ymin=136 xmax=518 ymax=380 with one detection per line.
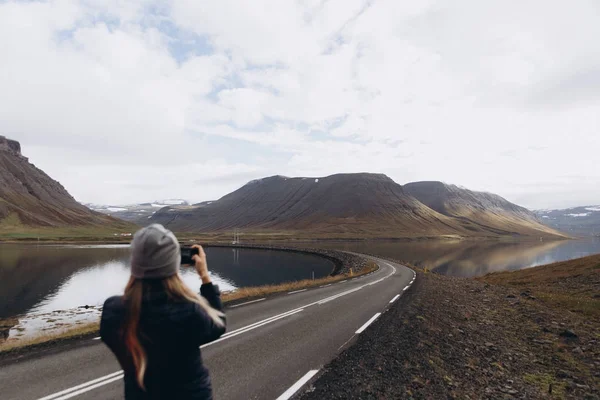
xmin=319 ymin=284 xmax=331 ymax=288
xmin=41 ymin=260 xmax=404 ymax=399
xmin=403 ymin=286 xmax=409 ymax=291
xmin=389 ymin=294 xmax=400 ymax=303
xmin=338 ymin=280 xmax=347 ymax=283
xmin=356 ymin=313 xmax=381 ymax=334
xmin=203 ymin=309 xmax=305 ymax=348
xmin=229 ymin=298 xmax=266 ymax=308
xmin=36 ymin=371 xmax=124 ymax=400
xmin=49 ymin=375 xmax=124 ymax=400
xmin=92 ymin=337 xmax=101 ymax=340
xmin=288 ymin=289 xmax=307 ymax=295
xmin=367 ymin=278 xmax=385 ymax=286
xmin=276 ymin=370 xmax=319 ymax=400
xmin=220 ymin=308 xmax=304 ymax=339
xmin=317 ymin=287 xmax=362 ymax=305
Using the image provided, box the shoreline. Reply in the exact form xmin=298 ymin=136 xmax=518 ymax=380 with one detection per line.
xmin=0 ymin=246 xmax=376 ymax=354
xmin=0 ymin=232 xmax=574 ymax=245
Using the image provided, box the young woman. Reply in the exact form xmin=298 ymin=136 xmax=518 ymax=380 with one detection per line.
xmin=101 ymin=224 xmax=226 ymax=399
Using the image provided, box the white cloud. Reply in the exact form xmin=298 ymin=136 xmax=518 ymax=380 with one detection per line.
xmin=1 ymin=0 xmax=599 ymax=208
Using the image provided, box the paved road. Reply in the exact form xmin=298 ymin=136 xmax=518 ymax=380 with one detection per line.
xmin=0 ymin=256 xmax=415 ymax=400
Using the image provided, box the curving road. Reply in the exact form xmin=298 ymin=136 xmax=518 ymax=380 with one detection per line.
xmin=0 ymin=256 xmax=415 ymax=400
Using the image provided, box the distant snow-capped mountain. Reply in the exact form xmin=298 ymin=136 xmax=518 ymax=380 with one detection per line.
xmin=84 ymin=200 xmax=190 ymax=224
xmin=534 ymin=206 xmax=600 ymax=237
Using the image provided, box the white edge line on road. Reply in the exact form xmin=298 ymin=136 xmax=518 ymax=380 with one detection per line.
xmin=43 ymin=309 xmax=309 ymax=400
xmin=276 ymin=370 xmax=319 ymax=400
xmin=389 ymin=294 xmax=400 ymax=303
xmin=288 ymin=289 xmax=307 ymax=295
xmin=229 ymin=298 xmax=266 ymax=308
xmin=319 ymin=284 xmax=331 ymax=288
xmin=403 ymin=286 xmax=409 ymax=291
xmin=36 ymin=371 xmax=124 ymax=400
xmin=40 ymin=259 xmax=402 ymax=399
xmin=356 ymin=313 xmax=381 ymax=334
xmin=338 ymin=280 xmax=347 ymax=283
xmin=201 ymin=309 xmax=304 ymax=348
xmin=50 ymin=375 xmax=124 ymax=400
xmin=92 ymin=337 xmax=101 ymax=340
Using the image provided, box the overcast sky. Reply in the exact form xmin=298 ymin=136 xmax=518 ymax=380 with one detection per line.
xmin=1 ymin=0 xmax=599 ymax=210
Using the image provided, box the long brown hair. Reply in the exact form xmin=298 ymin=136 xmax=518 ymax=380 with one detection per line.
xmin=122 ymin=274 xmax=225 ymax=389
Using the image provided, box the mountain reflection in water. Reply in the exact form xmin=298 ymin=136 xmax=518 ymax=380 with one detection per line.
xmin=0 ymin=245 xmax=334 ymax=319
xmin=298 ymin=238 xmax=600 ymax=277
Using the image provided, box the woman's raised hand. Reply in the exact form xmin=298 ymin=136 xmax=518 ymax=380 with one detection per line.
xmin=192 ymin=245 xmax=211 ymax=284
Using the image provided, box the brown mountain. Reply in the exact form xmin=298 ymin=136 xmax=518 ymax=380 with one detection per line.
xmin=0 ymin=136 xmax=130 ymax=229
xmin=404 ymin=181 xmax=563 ymax=237
xmin=150 ymin=173 xmax=562 ymax=238
xmin=150 ymin=173 xmax=468 ymax=237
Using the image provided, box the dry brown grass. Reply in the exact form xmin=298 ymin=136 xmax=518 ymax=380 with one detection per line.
xmin=479 ymin=253 xmax=600 ymax=317
xmin=222 ymin=261 xmax=378 ymax=302
xmin=0 ymin=322 xmax=99 ymax=353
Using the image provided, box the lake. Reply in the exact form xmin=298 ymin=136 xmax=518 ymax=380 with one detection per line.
xmin=301 ymin=238 xmax=600 ymax=277
xmin=1 ymin=238 xmax=599 ymax=320
xmin=0 ymin=245 xmax=334 ymax=319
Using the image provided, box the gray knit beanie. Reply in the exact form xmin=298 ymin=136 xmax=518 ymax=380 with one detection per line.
xmin=130 ymin=224 xmax=180 ymax=279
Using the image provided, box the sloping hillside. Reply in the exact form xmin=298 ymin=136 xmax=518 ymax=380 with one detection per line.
xmin=150 ymin=174 xmax=563 ymax=239
xmin=0 ymin=136 xmax=130 ymax=230
xmin=150 ymin=173 xmax=467 ymax=237
xmin=535 ymin=206 xmax=600 ymax=237
xmin=404 ymin=181 xmax=564 ymax=237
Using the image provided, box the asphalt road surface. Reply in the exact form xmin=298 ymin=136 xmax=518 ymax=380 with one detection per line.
xmin=0 ymin=256 xmax=415 ymax=400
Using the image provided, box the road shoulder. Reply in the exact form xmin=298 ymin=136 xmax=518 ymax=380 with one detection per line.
xmin=299 ymin=261 xmax=599 ymax=399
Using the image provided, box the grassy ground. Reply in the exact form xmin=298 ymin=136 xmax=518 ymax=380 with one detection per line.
xmin=222 ymin=261 xmax=377 ymax=302
xmin=478 ymin=254 xmax=600 ymax=318
xmin=0 ymin=322 xmax=99 ymax=353
xmin=300 ymin=255 xmax=600 ymax=399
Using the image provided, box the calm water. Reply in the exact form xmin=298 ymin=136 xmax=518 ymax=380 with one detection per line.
xmin=0 ymin=245 xmax=334 ymax=319
xmin=300 ymin=238 xmax=600 ymax=277
xmin=2 ymin=239 xmax=599 ymax=319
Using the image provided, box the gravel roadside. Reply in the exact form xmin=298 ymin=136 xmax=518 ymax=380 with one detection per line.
xmin=300 ymin=264 xmax=599 ymax=399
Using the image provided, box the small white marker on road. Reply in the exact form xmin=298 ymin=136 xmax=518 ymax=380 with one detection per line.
xmin=288 ymin=289 xmax=307 ymax=295
xmin=356 ymin=313 xmax=381 ymax=334
xmin=92 ymin=337 xmax=101 ymax=340
xmin=403 ymin=286 xmax=410 ymax=291
xmin=319 ymin=284 xmax=331 ymax=288
xmin=389 ymin=294 xmax=400 ymax=303
xmin=338 ymin=280 xmax=347 ymax=283
xmin=276 ymin=370 xmax=319 ymax=400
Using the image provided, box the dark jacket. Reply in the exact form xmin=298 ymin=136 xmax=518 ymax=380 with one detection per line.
xmin=100 ymin=282 xmax=226 ymax=400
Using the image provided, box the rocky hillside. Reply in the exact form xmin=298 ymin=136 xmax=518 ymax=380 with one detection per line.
xmin=0 ymin=136 xmax=130 ymax=229
xmin=150 ymin=174 xmax=562 ymax=239
xmin=404 ymin=181 xmax=563 ymax=237
xmin=535 ymin=206 xmax=600 ymax=237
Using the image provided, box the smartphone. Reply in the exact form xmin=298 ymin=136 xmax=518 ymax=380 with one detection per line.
xmin=180 ymin=246 xmax=199 ymax=265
